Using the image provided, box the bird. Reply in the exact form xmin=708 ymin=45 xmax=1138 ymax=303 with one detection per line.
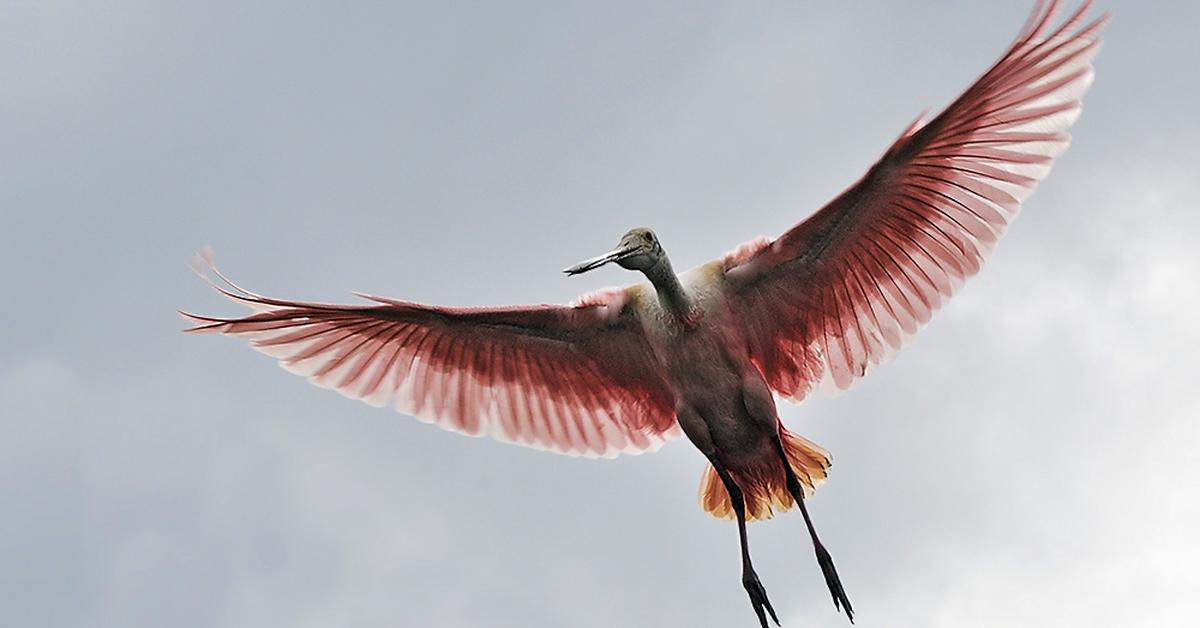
xmin=182 ymin=2 xmax=1106 ymax=625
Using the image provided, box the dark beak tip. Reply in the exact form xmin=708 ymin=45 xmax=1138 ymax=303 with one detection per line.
xmin=564 ymin=245 xmax=637 ymax=278
xmin=563 ymin=261 xmax=601 ymax=276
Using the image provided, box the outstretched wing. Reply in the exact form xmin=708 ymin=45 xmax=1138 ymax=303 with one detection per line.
xmin=183 ymin=253 xmax=679 ymax=458
xmin=722 ymin=0 xmax=1107 ymax=401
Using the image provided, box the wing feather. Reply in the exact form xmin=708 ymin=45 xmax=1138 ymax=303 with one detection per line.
xmin=722 ymin=0 xmax=1107 ymax=401
xmin=184 ymin=256 xmax=678 ymax=458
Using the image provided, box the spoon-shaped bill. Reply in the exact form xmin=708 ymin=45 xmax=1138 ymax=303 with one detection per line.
xmin=563 ymin=245 xmax=639 ymax=276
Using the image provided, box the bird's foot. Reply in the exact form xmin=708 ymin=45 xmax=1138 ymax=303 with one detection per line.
xmin=814 ymin=542 xmax=854 ymax=623
xmin=742 ymin=569 xmax=781 ymax=628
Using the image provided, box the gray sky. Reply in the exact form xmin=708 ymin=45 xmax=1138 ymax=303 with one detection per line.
xmin=3 ymin=2 xmax=1197 ymax=627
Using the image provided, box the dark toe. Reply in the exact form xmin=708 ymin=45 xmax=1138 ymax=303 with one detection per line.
xmin=815 ymin=543 xmax=854 ymax=623
xmin=743 ymin=571 xmax=781 ymax=628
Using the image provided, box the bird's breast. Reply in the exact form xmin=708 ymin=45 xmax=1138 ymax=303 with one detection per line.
xmin=631 ymin=281 xmax=749 ymax=400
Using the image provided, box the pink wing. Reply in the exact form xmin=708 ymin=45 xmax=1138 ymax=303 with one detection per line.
xmin=183 ymin=254 xmax=680 ymax=458
xmin=723 ymin=0 xmax=1107 ymax=401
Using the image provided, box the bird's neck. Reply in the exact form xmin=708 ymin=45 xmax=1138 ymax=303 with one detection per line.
xmin=643 ymin=257 xmax=694 ymax=323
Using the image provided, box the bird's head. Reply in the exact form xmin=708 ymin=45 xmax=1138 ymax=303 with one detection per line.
xmin=564 ymin=228 xmax=663 ymax=276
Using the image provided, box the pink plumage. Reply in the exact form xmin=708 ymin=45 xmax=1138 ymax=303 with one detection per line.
xmin=183 ymin=258 xmax=678 ymax=458
xmin=724 ymin=0 xmax=1107 ymax=399
xmin=183 ymin=3 xmax=1106 ymax=625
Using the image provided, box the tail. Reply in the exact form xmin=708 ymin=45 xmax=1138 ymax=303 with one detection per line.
xmin=699 ymin=427 xmax=831 ymax=521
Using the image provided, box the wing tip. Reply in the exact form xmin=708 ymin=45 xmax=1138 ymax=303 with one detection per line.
xmin=353 ymin=291 xmax=409 ymax=307
xmin=178 ymin=309 xmax=227 ymax=333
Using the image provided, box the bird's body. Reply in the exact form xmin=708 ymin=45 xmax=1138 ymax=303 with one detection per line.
xmin=618 ymin=257 xmax=829 ymax=520
xmin=646 ymin=272 xmax=767 ymax=444
xmin=628 ymin=263 xmax=758 ymax=450
xmin=183 ymin=2 xmax=1107 ymax=625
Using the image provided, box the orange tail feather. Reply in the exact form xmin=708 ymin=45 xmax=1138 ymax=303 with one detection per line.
xmin=699 ymin=428 xmax=831 ymax=521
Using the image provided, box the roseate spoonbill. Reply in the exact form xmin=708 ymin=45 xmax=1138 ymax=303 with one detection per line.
xmin=182 ymin=1 xmax=1106 ymax=624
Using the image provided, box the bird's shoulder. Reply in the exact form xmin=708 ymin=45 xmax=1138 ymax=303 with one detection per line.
xmin=683 ymin=261 xmax=731 ymax=308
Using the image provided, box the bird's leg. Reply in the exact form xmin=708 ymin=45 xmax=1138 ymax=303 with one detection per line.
xmin=774 ymin=439 xmax=854 ymax=623
xmin=677 ymin=403 xmax=778 ymax=628
xmin=709 ymin=455 xmax=780 ymax=628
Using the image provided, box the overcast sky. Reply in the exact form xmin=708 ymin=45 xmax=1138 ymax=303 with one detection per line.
xmin=3 ymin=2 xmax=1197 ymax=627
